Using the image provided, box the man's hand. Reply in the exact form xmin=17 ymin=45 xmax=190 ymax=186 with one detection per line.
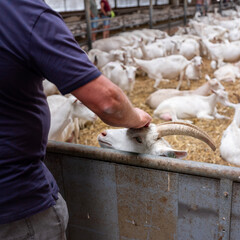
xmin=131 ymin=108 xmax=152 ymax=129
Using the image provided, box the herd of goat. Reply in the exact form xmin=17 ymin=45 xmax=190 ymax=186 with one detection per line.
xmin=44 ymin=6 xmax=240 ymax=166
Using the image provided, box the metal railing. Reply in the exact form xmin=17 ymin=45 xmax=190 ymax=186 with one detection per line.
xmin=62 ymin=1 xmax=238 ymax=50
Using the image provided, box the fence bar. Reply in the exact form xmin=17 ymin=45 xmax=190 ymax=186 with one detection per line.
xmin=47 ymin=141 xmax=240 ymax=182
xmin=84 ymin=0 xmax=92 ymax=50
xmin=149 ymin=0 xmax=153 ymax=28
xmin=183 ymin=0 xmax=187 ymax=26
xmin=218 ymin=179 xmax=233 ymax=240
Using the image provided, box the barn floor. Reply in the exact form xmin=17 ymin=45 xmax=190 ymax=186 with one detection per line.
xmin=78 ymin=57 xmax=240 ymax=167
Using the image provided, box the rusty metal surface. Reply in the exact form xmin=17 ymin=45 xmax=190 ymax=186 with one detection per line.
xmin=45 ymin=142 xmax=240 ymax=240
xmin=115 ymin=167 xmax=178 ymax=240
xmin=230 ymin=183 xmax=240 ymax=240
xmin=47 ymin=141 xmax=240 ymax=182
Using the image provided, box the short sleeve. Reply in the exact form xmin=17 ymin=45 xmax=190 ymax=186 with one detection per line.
xmin=29 ymin=10 xmax=101 ymax=95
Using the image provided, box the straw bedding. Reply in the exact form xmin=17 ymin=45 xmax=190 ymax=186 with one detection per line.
xmin=78 ymin=58 xmax=240 ymax=167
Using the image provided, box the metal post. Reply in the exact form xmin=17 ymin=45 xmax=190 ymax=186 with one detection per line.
xmin=137 ymin=0 xmax=140 ymax=7
xmin=114 ymin=0 xmax=117 ymax=8
xmin=219 ymin=0 xmax=222 ymax=14
xmin=84 ymin=0 xmax=92 ymax=50
xmin=149 ymin=0 xmax=153 ymax=29
xmin=183 ymin=0 xmax=187 ymax=26
xmin=168 ymin=7 xmax=171 ymax=35
xmin=63 ymin=0 xmax=67 ymax=11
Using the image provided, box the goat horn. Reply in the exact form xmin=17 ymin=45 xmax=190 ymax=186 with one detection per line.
xmin=156 ymin=122 xmax=216 ymax=151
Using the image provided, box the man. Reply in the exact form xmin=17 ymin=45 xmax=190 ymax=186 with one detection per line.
xmin=0 ymin=0 xmax=151 ymax=239
xmin=196 ymin=0 xmax=203 ymax=15
xmin=100 ymin=0 xmax=111 ymax=38
xmin=90 ymin=0 xmax=99 ymax=41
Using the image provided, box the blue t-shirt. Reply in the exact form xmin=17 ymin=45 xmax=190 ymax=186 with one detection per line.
xmin=0 ymin=0 xmax=101 ymax=224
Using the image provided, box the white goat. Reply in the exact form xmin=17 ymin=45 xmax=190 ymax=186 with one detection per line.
xmin=139 ymin=41 xmax=166 ymax=60
xmin=141 ymin=28 xmax=169 ymax=39
xmin=98 ymin=122 xmax=216 ymax=158
xmin=134 ymin=55 xmax=199 ymax=89
xmin=220 ymin=99 xmax=240 ymax=165
xmin=153 ymin=89 xmax=232 ymax=122
xmin=47 ymin=95 xmax=97 ymax=142
xmin=214 ymin=62 xmax=240 ymax=82
xmin=92 ymin=36 xmax=134 ymax=52
xmin=228 ymin=27 xmax=240 ymax=42
xmin=121 ymin=45 xmax=143 ymax=65
xmin=185 ymin=56 xmax=202 ymax=81
xmin=43 ymin=80 xmax=59 ymax=96
xmin=201 ymin=38 xmax=240 ymax=67
xmin=154 ymin=37 xmax=178 ymax=55
xmin=88 ymin=49 xmax=125 ymax=70
xmin=189 ymin=21 xmax=228 ymax=42
xmin=177 ymin=38 xmax=200 ymax=60
xmin=102 ymin=62 xmax=137 ymax=94
xmin=119 ymin=30 xmax=155 ymax=44
xmin=146 ymin=75 xmax=224 ymax=109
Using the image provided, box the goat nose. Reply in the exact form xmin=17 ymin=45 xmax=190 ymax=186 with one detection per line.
xmin=101 ymin=131 xmax=107 ymax=137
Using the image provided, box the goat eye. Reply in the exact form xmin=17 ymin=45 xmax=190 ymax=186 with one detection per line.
xmin=134 ymin=136 xmax=142 ymax=143
xmin=167 ymin=152 xmax=176 ymax=158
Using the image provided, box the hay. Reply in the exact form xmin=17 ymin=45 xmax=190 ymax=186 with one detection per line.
xmin=78 ymin=58 xmax=240 ymax=167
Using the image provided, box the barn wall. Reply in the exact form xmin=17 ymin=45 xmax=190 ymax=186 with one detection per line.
xmin=45 ymin=0 xmax=169 ymax=12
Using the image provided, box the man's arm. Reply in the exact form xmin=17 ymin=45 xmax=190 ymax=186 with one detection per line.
xmin=71 ymin=75 xmax=152 ymax=128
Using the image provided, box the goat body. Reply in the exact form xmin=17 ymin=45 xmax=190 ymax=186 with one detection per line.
xmin=153 ymin=89 xmax=231 ymax=122
xmin=88 ymin=49 xmax=124 ymax=70
xmin=146 ymin=75 xmax=223 ymax=109
xmin=134 ymin=55 xmax=193 ymax=89
xmin=214 ymin=63 xmax=240 ymax=82
xmin=102 ymin=62 xmax=137 ymax=94
xmin=47 ymin=95 xmax=96 ymax=142
xmin=220 ymin=104 xmax=240 ymax=166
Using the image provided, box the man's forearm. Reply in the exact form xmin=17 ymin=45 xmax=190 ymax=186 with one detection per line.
xmin=72 ymin=75 xmax=152 ymax=128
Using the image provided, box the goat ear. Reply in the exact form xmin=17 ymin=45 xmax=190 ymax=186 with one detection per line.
xmin=205 ymin=74 xmax=210 ymax=81
xmin=121 ymin=64 xmax=126 ymax=70
xmin=211 ymin=89 xmax=217 ymax=94
xmin=160 ymin=149 xmax=187 ymax=159
xmin=173 ymin=150 xmax=188 ymax=159
xmin=94 ymin=55 xmax=98 ymax=66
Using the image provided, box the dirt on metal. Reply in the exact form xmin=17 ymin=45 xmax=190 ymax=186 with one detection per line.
xmin=78 ymin=57 xmax=240 ymax=167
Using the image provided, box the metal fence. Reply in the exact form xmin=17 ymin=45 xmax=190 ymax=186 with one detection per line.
xmin=46 ymin=141 xmax=240 ymax=240
xmin=62 ymin=0 xmax=236 ymax=50
xmin=46 ymin=0 xmax=169 ymax=12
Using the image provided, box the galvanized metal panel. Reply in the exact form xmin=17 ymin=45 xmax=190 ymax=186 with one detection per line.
xmin=46 ymin=141 xmax=240 ymax=182
xmin=218 ymin=179 xmax=232 ymax=240
xmin=60 ymin=156 xmax=119 ymax=240
xmin=45 ymin=142 xmax=240 ymax=240
xmin=230 ymin=182 xmax=240 ymax=240
xmin=45 ymin=153 xmax=65 ymax=198
xmin=178 ymin=174 xmax=219 ymax=240
xmin=115 ymin=166 xmax=178 ymax=240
